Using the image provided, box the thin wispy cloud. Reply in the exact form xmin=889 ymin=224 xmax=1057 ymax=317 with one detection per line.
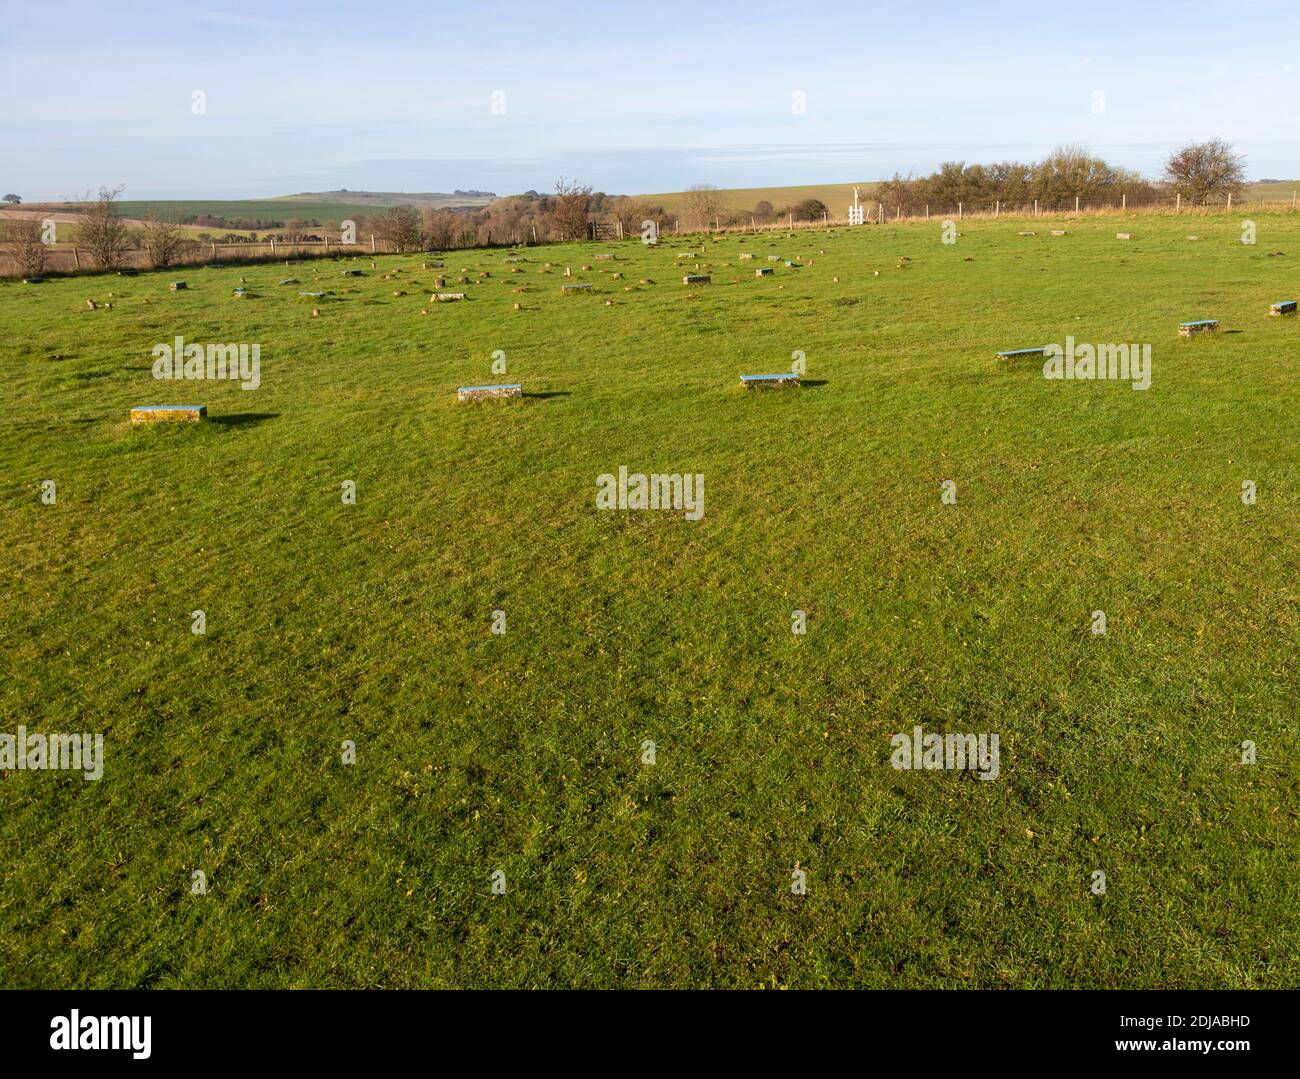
xmin=1 ymin=0 xmax=1296 ymax=198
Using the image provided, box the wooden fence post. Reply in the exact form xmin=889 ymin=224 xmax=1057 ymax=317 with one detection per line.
xmin=73 ymin=247 xmax=81 ymax=270
xmin=1226 ymin=192 xmax=1232 ymax=211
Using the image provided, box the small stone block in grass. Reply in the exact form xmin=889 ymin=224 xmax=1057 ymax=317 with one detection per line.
xmin=740 ymin=373 xmax=799 ymax=388
xmin=1269 ymin=300 xmax=1296 ymax=316
xmin=131 ymin=405 xmax=206 ymax=424
xmin=1179 ymin=319 xmax=1219 ymax=336
xmin=458 ymin=383 xmax=522 ymax=402
xmin=682 ymin=274 xmax=710 ymax=284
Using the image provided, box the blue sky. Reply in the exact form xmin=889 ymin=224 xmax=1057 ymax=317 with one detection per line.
xmin=2 ymin=0 xmax=1297 ymax=200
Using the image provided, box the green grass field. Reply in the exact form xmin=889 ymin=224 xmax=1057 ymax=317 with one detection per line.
xmin=45 ymin=191 xmax=494 ymax=228
xmin=2 ymin=212 xmax=1298 ymax=988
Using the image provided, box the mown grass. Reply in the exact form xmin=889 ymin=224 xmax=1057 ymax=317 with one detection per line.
xmin=1 ymin=212 xmax=1297 ymax=988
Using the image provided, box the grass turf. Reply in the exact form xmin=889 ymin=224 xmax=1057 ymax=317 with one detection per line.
xmin=1 ymin=212 xmax=1297 ymax=988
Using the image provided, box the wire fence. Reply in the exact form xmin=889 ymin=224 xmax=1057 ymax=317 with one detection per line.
xmin=666 ymin=192 xmax=1300 ymax=236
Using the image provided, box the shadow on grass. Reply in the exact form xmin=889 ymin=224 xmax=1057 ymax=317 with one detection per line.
xmin=800 ymin=379 xmax=830 ymax=389
xmin=524 ymin=391 xmax=571 ymax=400
xmin=208 ymin=413 xmax=281 ymax=427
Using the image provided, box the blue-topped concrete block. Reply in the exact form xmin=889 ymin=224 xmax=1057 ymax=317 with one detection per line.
xmin=1179 ymin=319 xmax=1219 ymax=336
xmin=741 ymin=373 xmax=800 ymax=388
xmin=131 ymin=405 xmax=207 ymax=424
xmin=1270 ymin=300 xmax=1296 ymax=316
xmin=458 ymin=383 xmax=522 ymax=402
xmin=996 ymin=347 xmax=1048 ymax=359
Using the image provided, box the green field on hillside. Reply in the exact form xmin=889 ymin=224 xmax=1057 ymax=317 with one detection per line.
xmin=640 ymin=182 xmax=878 ymax=216
xmin=2 ymin=212 xmax=1298 ymax=988
xmin=46 ymin=191 xmax=493 ymax=227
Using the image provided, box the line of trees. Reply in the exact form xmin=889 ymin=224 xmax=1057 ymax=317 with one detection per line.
xmin=873 ymin=140 xmax=1246 ymax=215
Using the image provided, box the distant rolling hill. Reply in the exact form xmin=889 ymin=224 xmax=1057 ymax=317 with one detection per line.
xmin=636 ymin=182 xmax=878 ymax=217
xmin=40 ymin=190 xmax=496 ymax=227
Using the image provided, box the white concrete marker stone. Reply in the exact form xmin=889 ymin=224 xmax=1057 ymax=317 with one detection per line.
xmin=1179 ymin=319 xmax=1219 ymax=337
xmin=682 ymin=275 xmax=710 ymax=284
xmin=1270 ymin=300 xmax=1297 ymax=316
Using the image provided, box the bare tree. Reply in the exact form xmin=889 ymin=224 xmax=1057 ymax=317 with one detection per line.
xmin=682 ymin=183 xmax=726 ymax=231
xmin=3 ymin=193 xmax=21 ymax=205
xmin=548 ymin=177 xmax=592 ymax=241
xmin=2 ymin=217 xmax=47 ymax=277
xmin=141 ymin=212 xmax=184 ymax=269
xmin=1164 ymin=138 xmax=1247 ymax=204
xmin=80 ymin=186 xmax=130 ymax=271
xmin=422 ymin=208 xmax=458 ymax=250
xmin=372 ymin=205 xmax=423 ymax=252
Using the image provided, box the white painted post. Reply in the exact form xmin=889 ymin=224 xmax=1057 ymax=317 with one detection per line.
xmin=1075 ymin=196 xmax=1080 ymax=213
xmin=925 ymin=205 xmax=929 ymax=219
xmin=1122 ymin=193 xmax=1126 ymax=211
xmin=1226 ymin=192 xmax=1232 ymax=211
xmin=958 ymin=202 xmax=962 ymax=220
xmin=270 ymin=237 xmax=276 ymax=255
xmin=995 ymin=200 xmax=1000 ymax=218
xmin=370 ymin=234 xmax=376 ymax=252
xmin=1176 ymin=193 xmax=1181 ymax=213
xmin=1034 ymin=199 xmax=1038 ymax=216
